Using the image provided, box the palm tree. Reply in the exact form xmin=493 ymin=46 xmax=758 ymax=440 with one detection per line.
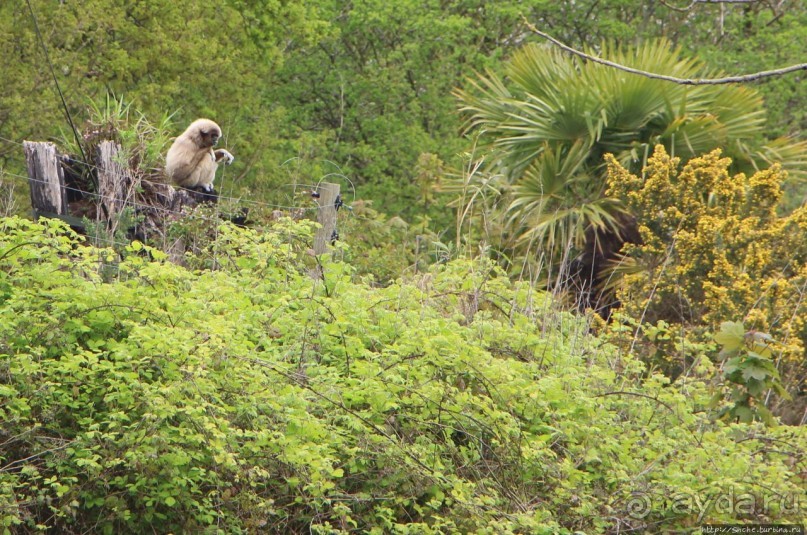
xmin=455 ymin=40 xmax=806 ymax=312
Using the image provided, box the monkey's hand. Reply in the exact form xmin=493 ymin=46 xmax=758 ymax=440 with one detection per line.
xmin=214 ymin=149 xmax=235 ymax=165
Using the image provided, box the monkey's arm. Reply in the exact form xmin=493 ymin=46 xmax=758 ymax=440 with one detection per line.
xmin=214 ymin=149 xmax=235 ymax=165
xmin=168 ymin=146 xmax=215 ymax=182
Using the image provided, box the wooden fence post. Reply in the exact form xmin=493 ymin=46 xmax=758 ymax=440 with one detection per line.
xmin=96 ymin=141 xmax=134 ymax=231
xmin=313 ymin=182 xmax=341 ymax=255
xmin=23 ymin=141 xmax=67 ymax=218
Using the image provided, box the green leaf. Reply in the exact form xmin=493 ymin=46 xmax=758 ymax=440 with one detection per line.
xmin=714 ymin=321 xmax=745 ymax=355
xmin=733 ymin=405 xmax=754 ymax=423
xmin=755 ymin=405 xmax=777 ymax=427
xmin=722 ymin=356 xmax=743 ymax=375
xmin=706 ymin=391 xmax=723 ymax=409
xmin=741 ymin=366 xmax=771 ymax=382
xmin=745 ymin=378 xmax=767 ymax=397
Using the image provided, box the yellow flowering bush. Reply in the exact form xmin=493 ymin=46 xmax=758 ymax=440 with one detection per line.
xmin=605 ymin=146 xmax=806 ymax=414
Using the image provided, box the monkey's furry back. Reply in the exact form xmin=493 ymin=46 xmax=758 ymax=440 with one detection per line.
xmin=165 ymin=118 xmax=222 ymax=190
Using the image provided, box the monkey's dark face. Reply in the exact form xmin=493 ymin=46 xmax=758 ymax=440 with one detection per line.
xmin=198 ymin=127 xmax=221 ymax=148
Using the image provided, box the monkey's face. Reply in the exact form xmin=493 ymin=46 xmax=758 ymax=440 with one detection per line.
xmin=198 ymin=127 xmax=221 ymax=148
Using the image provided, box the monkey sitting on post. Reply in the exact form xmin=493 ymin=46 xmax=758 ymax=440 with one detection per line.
xmin=165 ymin=118 xmax=234 ymax=193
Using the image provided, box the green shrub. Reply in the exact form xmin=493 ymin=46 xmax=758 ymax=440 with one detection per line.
xmin=0 ymin=216 xmax=804 ymax=533
xmin=605 ymin=146 xmax=807 ymax=421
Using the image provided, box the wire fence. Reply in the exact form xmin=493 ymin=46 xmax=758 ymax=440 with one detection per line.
xmin=0 ymin=137 xmax=358 ymax=261
xmin=6 ymin=170 xmax=322 ymax=217
xmin=0 ymin=136 xmax=357 ymax=223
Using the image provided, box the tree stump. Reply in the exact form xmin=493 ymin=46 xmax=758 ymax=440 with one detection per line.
xmin=96 ymin=141 xmax=134 ymax=227
xmin=23 ymin=141 xmax=67 ymax=217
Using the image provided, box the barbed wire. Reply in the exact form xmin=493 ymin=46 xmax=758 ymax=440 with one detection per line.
xmin=3 ymin=166 xmax=325 ymax=214
xmin=659 ymin=0 xmax=761 ymax=12
xmin=0 ymin=144 xmax=357 ymax=213
xmin=0 ymin=136 xmax=359 ymax=267
xmin=0 ymin=135 xmax=357 ymax=215
xmin=3 ymin=170 xmax=321 ymax=218
xmin=1 ymin=175 xmax=330 ymax=254
xmin=1 ymin=167 xmax=354 ymax=259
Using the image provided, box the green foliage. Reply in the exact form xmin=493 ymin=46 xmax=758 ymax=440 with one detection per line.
xmin=82 ymin=205 xmax=144 ymax=257
xmin=1 ymin=216 xmax=804 ymax=532
xmin=712 ymin=322 xmax=789 ymax=426
xmin=0 ymin=0 xmax=324 ymax=208
xmin=266 ymin=0 xmax=529 ymax=222
xmin=676 ymin=2 xmax=807 ymax=139
xmin=605 ymin=146 xmax=807 ymax=421
xmin=337 ymin=200 xmax=438 ymax=284
xmin=1 ymin=0 xmax=804 ymax=233
xmin=0 ymin=172 xmax=18 ymax=218
xmin=454 ymin=41 xmax=807 ymax=265
xmin=77 ymin=95 xmax=175 ymax=175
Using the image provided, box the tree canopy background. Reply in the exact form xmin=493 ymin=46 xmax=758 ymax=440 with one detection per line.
xmin=1 ymin=0 xmax=804 ymax=223
xmin=2 ymin=2 xmax=806 ymax=532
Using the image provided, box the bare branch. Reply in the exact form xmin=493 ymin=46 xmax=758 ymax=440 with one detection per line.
xmin=660 ymin=0 xmax=761 ymax=12
xmin=521 ymin=17 xmax=807 ymax=85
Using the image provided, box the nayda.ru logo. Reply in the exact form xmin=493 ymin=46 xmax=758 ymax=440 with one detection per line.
xmin=625 ymin=488 xmax=801 ymax=521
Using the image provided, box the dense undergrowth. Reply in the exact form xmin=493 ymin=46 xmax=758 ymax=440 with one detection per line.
xmin=604 ymin=146 xmax=807 ymax=425
xmin=1 ymin=217 xmax=804 ymax=533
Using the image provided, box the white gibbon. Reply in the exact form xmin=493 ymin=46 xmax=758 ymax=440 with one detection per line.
xmin=165 ymin=118 xmax=234 ymax=192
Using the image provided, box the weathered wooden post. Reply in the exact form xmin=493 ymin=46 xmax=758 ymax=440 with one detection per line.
xmin=23 ymin=141 xmax=67 ymax=218
xmin=313 ymin=182 xmax=341 ymax=255
xmin=96 ymin=141 xmax=134 ymax=231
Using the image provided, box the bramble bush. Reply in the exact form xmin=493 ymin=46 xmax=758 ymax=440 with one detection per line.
xmin=605 ymin=146 xmax=807 ymax=422
xmin=0 ymin=216 xmax=804 ymax=533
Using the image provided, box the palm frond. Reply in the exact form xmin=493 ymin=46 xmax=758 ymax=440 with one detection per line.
xmin=454 ymin=38 xmax=805 ymax=285
xmin=598 ymin=253 xmax=642 ymax=294
xmin=755 ymin=137 xmax=807 ymax=180
xmin=515 ymin=197 xmax=628 ymax=255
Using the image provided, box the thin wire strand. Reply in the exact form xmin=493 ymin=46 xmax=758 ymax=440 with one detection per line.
xmin=6 ymin=169 xmax=356 ymax=264
xmin=3 ymin=137 xmax=357 ymax=260
xmin=3 ymin=170 xmax=320 ymax=215
xmin=1 ymin=135 xmax=356 ymax=213
xmin=24 ymin=0 xmax=87 ymax=163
